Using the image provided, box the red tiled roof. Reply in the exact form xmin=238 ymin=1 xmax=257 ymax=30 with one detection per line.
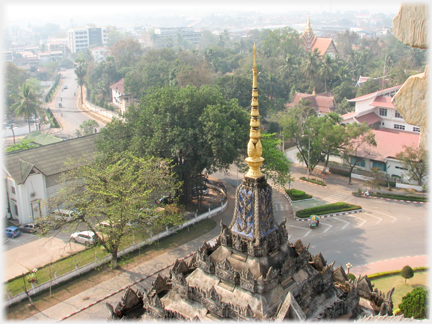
xmin=341 ymin=111 xmax=357 ymax=119
xmin=286 ymin=92 xmax=334 ymax=113
xmin=355 ymin=112 xmax=382 ymax=126
xmin=369 ymin=96 xmax=395 ymax=109
xmin=348 ymin=85 xmax=402 ymax=102
xmin=312 ymin=38 xmax=333 ymax=55
xmin=109 ymin=78 xmax=125 ymax=94
xmin=358 ymin=128 xmax=419 ymax=161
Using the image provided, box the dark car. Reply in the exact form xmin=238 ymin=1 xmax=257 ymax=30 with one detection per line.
xmin=192 ymin=185 xmax=209 ymax=198
xmin=5 ymin=226 xmax=21 ymax=238
xmin=156 ymin=196 xmax=173 ymax=205
xmin=19 ymin=223 xmax=40 ymax=234
xmin=63 ymin=85 xmax=68 ymax=89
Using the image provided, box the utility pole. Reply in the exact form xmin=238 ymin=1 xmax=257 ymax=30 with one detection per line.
xmin=307 ymin=135 xmax=310 ymax=180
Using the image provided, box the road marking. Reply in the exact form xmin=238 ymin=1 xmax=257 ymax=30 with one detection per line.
xmin=321 ymin=222 xmax=333 ymax=233
xmin=332 ymin=217 xmax=350 ymax=229
xmin=372 ymin=210 xmax=397 ymax=223
xmin=347 ymin=215 xmax=367 ymax=227
xmin=366 ymin=212 xmax=382 ymax=225
xmin=288 ymin=225 xmax=310 ymax=231
xmin=303 ymin=229 xmax=312 ymax=237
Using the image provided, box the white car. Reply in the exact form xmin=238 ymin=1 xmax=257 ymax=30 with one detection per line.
xmin=70 ymin=231 xmax=98 ymax=246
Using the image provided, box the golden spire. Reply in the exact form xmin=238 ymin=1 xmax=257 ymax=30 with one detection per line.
xmin=245 ymin=43 xmax=264 ymax=178
xmin=305 ymin=16 xmax=312 ymax=34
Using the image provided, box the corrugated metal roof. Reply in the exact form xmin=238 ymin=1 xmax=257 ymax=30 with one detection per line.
xmin=4 ymin=134 xmax=97 ymax=184
xmin=355 ymin=112 xmax=382 ymax=126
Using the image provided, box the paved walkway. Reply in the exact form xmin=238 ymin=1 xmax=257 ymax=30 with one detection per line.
xmin=25 ymin=174 xmax=428 ymax=321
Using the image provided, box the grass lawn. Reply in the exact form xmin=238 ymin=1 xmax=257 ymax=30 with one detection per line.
xmin=370 ymin=271 xmax=428 ymax=308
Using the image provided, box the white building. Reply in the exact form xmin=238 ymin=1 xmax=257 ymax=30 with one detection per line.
xmin=3 ymin=135 xmax=97 ymax=224
xmin=68 ymin=26 xmax=116 ymax=53
xmin=90 ymin=46 xmax=109 ymax=62
xmin=109 ymin=78 xmax=136 ymax=115
xmin=341 ymin=85 xmax=420 ymax=134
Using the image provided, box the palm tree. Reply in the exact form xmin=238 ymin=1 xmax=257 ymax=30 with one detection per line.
xmin=301 ymin=49 xmax=320 ymax=86
xmin=11 ymin=83 xmax=40 ymax=133
xmin=75 ymin=58 xmax=88 ymax=105
xmin=319 ymin=54 xmax=336 ymax=93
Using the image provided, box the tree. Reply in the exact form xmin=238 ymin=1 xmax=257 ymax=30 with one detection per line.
xmin=365 ymin=167 xmax=383 ymax=190
xmin=10 ymin=83 xmax=41 ymax=133
xmin=5 ymin=62 xmax=29 ymax=114
xmin=260 ymin=133 xmax=291 ymax=187
xmin=46 ymin=151 xmax=182 ymax=268
xmin=400 ymin=265 xmax=414 ymax=285
xmin=74 ymin=59 xmax=88 ymax=105
xmin=319 ymin=113 xmax=347 ymax=171
xmin=340 ymin=122 xmax=377 ymax=185
xmin=396 ymin=145 xmax=427 ymax=185
xmin=399 ymin=287 xmax=427 ymax=319
xmin=96 ymin=85 xmax=249 ymax=206
xmin=109 ymin=38 xmax=143 ymax=71
xmin=76 ymin=119 xmax=99 ymax=136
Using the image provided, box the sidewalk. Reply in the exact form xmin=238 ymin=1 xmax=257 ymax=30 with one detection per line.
xmin=351 ymin=255 xmax=428 ymax=277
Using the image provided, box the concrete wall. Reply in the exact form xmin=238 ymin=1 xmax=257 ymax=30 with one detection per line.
xmin=84 ymin=99 xmax=120 ymax=120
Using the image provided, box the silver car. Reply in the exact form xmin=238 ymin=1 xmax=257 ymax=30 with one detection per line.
xmin=70 ymin=231 xmax=98 ymax=246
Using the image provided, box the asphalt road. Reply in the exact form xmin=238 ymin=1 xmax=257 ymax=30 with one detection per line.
xmin=213 ymin=163 xmax=427 ymax=269
xmin=49 ymin=68 xmax=105 ymax=139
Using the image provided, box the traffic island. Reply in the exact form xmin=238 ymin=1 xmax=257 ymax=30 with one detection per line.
xmin=294 ymin=202 xmax=363 ymax=221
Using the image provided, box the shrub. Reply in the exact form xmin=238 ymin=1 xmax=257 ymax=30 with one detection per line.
xmin=398 ymin=287 xmax=428 ymax=319
xmin=299 ymin=177 xmax=326 ymax=186
xmin=371 ymin=192 xmax=427 ymax=202
xmin=401 ymin=265 xmax=414 ymax=284
xmin=286 ymin=189 xmax=312 ymax=201
xmin=296 ymin=202 xmax=362 ymax=218
xmin=348 ymin=273 xmax=356 ymax=280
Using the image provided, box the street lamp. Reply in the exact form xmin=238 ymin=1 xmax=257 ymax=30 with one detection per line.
xmin=346 ymin=262 xmax=353 ymax=275
xmin=7 ymin=125 xmax=17 ymax=144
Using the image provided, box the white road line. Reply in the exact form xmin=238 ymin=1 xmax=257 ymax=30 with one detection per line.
xmin=288 ymin=225 xmax=310 ymax=231
xmin=321 ymin=222 xmax=333 ymax=233
xmin=303 ymin=229 xmax=312 ymax=237
xmin=366 ymin=213 xmax=382 ymax=225
xmin=372 ymin=210 xmax=397 ymax=223
xmin=347 ymin=215 xmax=367 ymax=227
xmin=332 ymin=217 xmax=350 ymax=229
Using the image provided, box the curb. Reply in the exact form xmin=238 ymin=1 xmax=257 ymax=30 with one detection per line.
xmin=294 ymin=209 xmax=364 ymax=221
xmin=298 ymin=179 xmax=327 ymax=188
xmin=59 ymin=252 xmax=196 ymax=321
xmin=369 ymin=196 xmax=427 ymax=204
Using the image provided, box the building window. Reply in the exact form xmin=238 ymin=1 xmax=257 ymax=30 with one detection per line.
xmin=395 ymin=111 xmax=402 ymax=118
xmin=394 ymin=124 xmax=405 ymax=130
xmin=413 ymin=127 xmax=420 ymax=132
xmin=351 ymin=157 xmax=365 ymax=167
xmin=372 ymin=160 xmax=387 ymax=172
xmin=379 ymin=108 xmax=387 ymax=116
xmin=11 ymin=186 xmax=16 ymax=194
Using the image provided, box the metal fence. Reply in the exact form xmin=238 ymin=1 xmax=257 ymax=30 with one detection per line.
xmin=4 ymin=182 xmax=228 ymax=307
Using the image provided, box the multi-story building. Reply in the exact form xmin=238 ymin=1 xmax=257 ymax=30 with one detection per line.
xmin=90 ymin=46 xmax=109 ymax=62
xmin=68 ymin=26 xmax=116 ymax=53
xmin=341 ymin=85 xmax=420 ymax=134
xmin=153 ymin=27 xmax=202 ymax=48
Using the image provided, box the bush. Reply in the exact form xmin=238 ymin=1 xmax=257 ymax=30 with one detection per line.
xmin=329 ymin=167 xmax=351 ymax=177
xmin=398 ymin=287 xmax=428 ymax=319
xmin=371 ymin=192 xmax=427 ymax=202
xmin=296 ymin=202 xmax=362 ymax=218
xmin=401 ymin=265 xmax=414 ymax=284
xmin=299 ymin=177 xmax=326 ymax=186
xmin=348 ymin=273 xmax=356 ymax=280
xmin=286 ymin=189 xmax=312 ymax=201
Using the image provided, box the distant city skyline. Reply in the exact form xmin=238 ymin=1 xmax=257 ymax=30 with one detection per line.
xmin=3 ymin=0 xmax=403 ymax=27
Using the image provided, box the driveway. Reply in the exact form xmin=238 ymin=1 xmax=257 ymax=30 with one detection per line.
xmin=4 ymin=237 xmax=85 ymax=281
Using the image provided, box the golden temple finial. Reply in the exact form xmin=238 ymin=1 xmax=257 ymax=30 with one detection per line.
xmin=305 ymin=16 xmax=312 ymax=34
xmin=245 ymin=43 xmax=264 ymax=178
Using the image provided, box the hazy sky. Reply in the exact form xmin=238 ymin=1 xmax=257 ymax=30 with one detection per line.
xmin=3 ymin=0 xmax=404 ymax=25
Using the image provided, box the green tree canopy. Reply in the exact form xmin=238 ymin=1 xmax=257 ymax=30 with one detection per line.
xmin=45 ymin=151 xmax=182 ymax=268
xmin=10 ymin=83 xmax=41 ymax=133
xmin=396 ymin=144 xmax=427 ymax=185
xmin=97 ymin=85 xmax=249 ymax=205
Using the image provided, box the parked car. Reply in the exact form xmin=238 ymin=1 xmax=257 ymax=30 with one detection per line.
xmin=192 ymin=185 xmax=209 ymax=198
xmin=19 ymin=223 xmax=41 ymax=234
xmin=156 ymin=196 xmax=173 ymax=205
xmin=34 ymin=217 xmax=62 ymax=231
xmin=70 ymin=231 xmax=98 ymax=246
xmin=5 ymin=226 xmax=21 ymax=238
xmin=52 ymin=209 xmax=82 ymax=223
xmin=63 ymin=85 xmax=68 ymax=89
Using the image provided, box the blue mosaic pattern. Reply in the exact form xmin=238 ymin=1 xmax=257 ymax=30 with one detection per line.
xmin=233 ymin=187 xmax=254 ymax=237
xmin=259 ymin=187 xmax=277 ymax=236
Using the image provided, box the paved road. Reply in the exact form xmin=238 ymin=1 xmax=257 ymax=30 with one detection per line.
xmin=47 ymin=68 xmax=106 ymax=139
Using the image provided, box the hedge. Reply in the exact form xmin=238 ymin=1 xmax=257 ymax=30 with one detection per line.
xmin=367 ymin=267 xmax=428 ymax=279
xmin=296 ymin=202 xmax=362 ymax=218
xmin=46 ymin=108 xmax=60 ymax=128
xmin=371 ymin=192 xmax=427 ymax=202
xmin=286 ymin=189 xmax=312 ymax=201
xmin=299 ymin=177 xmax=326 ymax=186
